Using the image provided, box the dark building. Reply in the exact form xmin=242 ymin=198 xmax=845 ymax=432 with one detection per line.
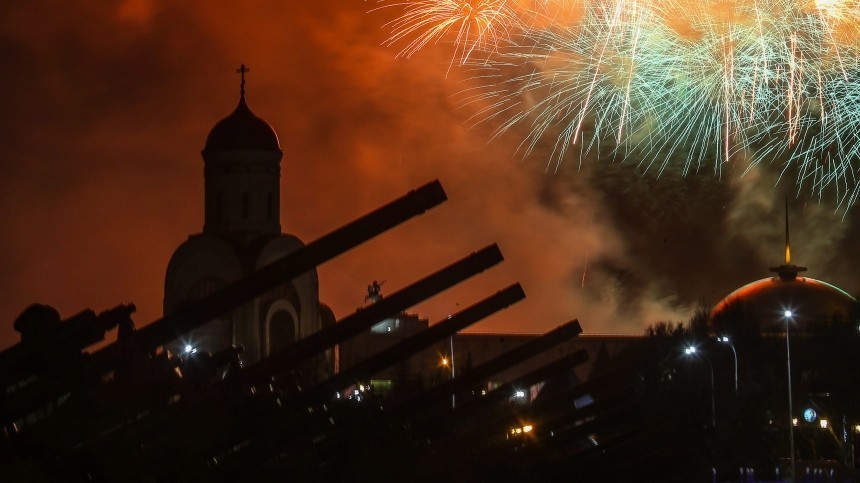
xmin=338 ymin=282 xmax=639 ymax=400
xmin=708 ymin=207 xmax=859 ymax=469
xmin=163 ymin=69 xmax=334 ymax=366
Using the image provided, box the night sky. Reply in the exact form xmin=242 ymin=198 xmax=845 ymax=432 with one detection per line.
xmin=2 ymin=0 xmax=858 ymax=350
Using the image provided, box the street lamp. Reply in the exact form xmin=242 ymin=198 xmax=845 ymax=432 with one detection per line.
xmin=784 ymin=309 xmax=796 ymax=483
xmin=449 ymin=335 xmax=456 ymax=409
xmin=684 ymin=346 xmax=716 ymax=428
xmin=440 ymin=337 xmax=456 ymax=408
xmin=716 ymin=336 xmax=739 ymax=393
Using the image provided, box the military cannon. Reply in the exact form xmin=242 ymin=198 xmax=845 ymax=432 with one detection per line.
xmin=0 ymin=180 xmax=447 ymax=430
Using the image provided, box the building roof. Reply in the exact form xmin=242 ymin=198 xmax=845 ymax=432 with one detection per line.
xmin=203 ymin=94 xmax=280 ymax=152
xmin=710 ymin=199 xmax=856 ymax=332
xmin=710 ymin=275 xmax=855 ymax=330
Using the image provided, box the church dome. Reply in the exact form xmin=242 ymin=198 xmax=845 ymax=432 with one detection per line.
xmin=203 ymin=95 xmax=280 ymax=152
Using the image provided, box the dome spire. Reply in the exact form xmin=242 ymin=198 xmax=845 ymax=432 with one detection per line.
xmin=202 ymin=64 xmax=281 ymax=152
xmin=236 ymin=63 xmax=250 ymax=99
xmin=770 ymin=196 xmax=807 ymax=281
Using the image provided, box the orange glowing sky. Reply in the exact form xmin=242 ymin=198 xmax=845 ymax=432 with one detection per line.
xmin=1 ymin=0 xmax=857 ymax=350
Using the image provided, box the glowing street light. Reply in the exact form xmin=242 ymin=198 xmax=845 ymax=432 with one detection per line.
xmin=684 ymin=345 xmax=715 ymax=428
xmin=508 ymin=423 xmax=535 ymax=437
xmin=716 ymin=336 xmax=739 ymax=393
xmin=183 ymin=344 xmax=197 ymax=356
xmin=440 ymin=340 xmax=456 ymax=408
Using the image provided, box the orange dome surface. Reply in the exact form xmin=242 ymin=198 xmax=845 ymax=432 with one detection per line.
xmin=711 ymin=275 xmax=856 ymax=331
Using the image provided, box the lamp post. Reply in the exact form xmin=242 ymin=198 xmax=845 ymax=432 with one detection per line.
xmin=716 ymin=336 xmax=739 ymax=393
xmin=784 ymin=310 xmax=796 ymax=483
xmin=685 ymin=346 xmax=716 ymax=428
xmin=440 ymin=336 xmax=456 ymax=408
xmin=449 ymin=335 xmax=456 ymax=408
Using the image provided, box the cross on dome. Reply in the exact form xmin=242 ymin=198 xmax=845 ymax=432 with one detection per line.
xmin=236 ymin=63 xmax=250 ymax=98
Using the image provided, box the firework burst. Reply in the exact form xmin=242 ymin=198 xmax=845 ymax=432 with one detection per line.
xmin=374 ymin=0 xmax=860 ymax=211
xmin=376 ymin=0 xmax=524 ymax=66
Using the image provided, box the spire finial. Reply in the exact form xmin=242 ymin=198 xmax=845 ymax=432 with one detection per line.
xmin=236 ymin=63 xmax=250 ymax=98
xmin=770 ymin=196 xmax=806 ymax=280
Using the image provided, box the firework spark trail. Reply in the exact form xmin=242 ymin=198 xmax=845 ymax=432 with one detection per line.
xmin=571 ymin=0 xmax=632 ymax=149
xmin=746 ymin=0 xmax=767 ymax=127
xmin=813 ymin=0 xmax=849 ymax=81
xmin=471 ymin=6 xmax=677 ymax=171
xmin=375 ymin=0 xmax=860 ymax=211
xmin=725 ymin=31 xmax=734 ymax=166
xmin=376 ymin=0 xmax=523 ymax=67
xmin=618 ymin=8 xmax=643 ymax=144
xmin=788 ymin=33 xmax=799 ymax=146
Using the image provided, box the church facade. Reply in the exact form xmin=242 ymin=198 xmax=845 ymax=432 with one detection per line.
xmin=163 ymin=69 xmax=331 ymax=365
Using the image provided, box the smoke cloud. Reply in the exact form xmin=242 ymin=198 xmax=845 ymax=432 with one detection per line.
xmin=0 ymin=1 xmax=856 ymax=349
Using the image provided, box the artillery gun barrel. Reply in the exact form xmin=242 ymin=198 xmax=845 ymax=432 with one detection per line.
xmin=78 ymin=245 xmax=506 ymax=478
xmin=416 ymin=348 xmax=590 ymax=438
xmin=0 ymin=305 xmax=135 ymax=370
xmin=231 ymin=318 xmax=581 ymax=475
xmin=0 ymin=304 xmax=136 ymax=400
xmin=391 ymin=319 xmax=583 ymax=417
xmin=295 ymin=283 xmax=525 ymax=405
xmin=91 ymin=180 xmax=447 ymax=371
xmin=2 ymin=181 xmax=446 ymax=426
xmin=241 ymin=244 xmax=505 ymax=386
xmin=55 ymin=304 xmax=136 ymax=350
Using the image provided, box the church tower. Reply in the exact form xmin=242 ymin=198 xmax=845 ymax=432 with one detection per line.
xmin=164 ymin=66 xmax=331 ymax=365
xmin=202 ymin=65 xmax=282 ymax=239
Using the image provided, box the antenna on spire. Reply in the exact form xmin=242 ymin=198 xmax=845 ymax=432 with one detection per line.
xmin=236 ymin=63 xmax=250 ymax=98
xmin=770 ymin=196 xmax=806 ymax=281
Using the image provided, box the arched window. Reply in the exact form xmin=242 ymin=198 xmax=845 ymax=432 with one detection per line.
xmin=268 ymin=310 xmax=296 ymax=355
